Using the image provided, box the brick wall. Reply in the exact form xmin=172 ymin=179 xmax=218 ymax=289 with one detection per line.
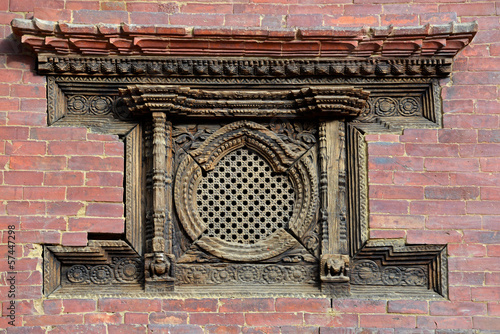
xmin=1 ymin=0 xmax=499 ymax=332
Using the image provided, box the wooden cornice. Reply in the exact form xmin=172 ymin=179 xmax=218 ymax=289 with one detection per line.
xmin=12 ymin=18 xmax=476 ymax=58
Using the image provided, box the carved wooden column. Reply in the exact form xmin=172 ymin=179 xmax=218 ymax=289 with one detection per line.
xmin=144 ymin=112 xmax=175 ymax=292
xmin=319 ymin=120 xmax=350 ymax=295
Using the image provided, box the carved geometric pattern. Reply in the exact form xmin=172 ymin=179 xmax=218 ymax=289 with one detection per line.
xmin=67 ymin=95 xmax=115 ymax=115
xmin=197 ymin=148 xmax=295 ymax=245
xmin=64 ymin=257 xmax=143 ymax=285
xmin=351 ymin=260 xmax=427 ymax=287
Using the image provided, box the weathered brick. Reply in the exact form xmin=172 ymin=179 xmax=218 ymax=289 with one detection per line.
xmin=219 ymin=298 xmax=273 ymax=313
xmin=7 ymin=201 xmax=45 ymax=215
xmin=67 ymin=187 xmax=123 ymax=202
xmin=449 ymin=258 xmax=500 ymax=272
xmin=5 ymin=141 xmax=46 ymax=155
xmin=245 ymin=313 xmax=302 ymax=326
xmin=467 ymin=201 xmax=500 ymax=215
xmin=68 ymin=156 xmax=124 ymax=171
xmin=425 ymin=186 xmax=479 ymax=200
xmin=370 ymin=200 xmax=409 ymax=215
xmin=48 ymin=141 xmax=103 ymax=156
xmin=84 ymin=312 xmax=122 ymax=324
xmin=99 ymin=299 xmax=161 ymax=312
xmin=124 ymin=313 xmax=149 ymax=324
xmin=7 ymin=111 xmax=46 ymax=126
xmin=21 ymin=216 xmax=66 ymax=230
xmin=407 ymin=230 xmax=463 ymax=244
xmin=43 ymin=299 xmax=63 ymax=315
xmin=368 ymin=142 xmax=405 ymax=156
xmin=370 ymin=215 xmax=425 ymax=229
xmin=10 ymin=156 xmax=66 ymax=171
xmin=68 ymin=217 xmax=124 ymax=233
xmin=85 ymin=171 xmax=123 ymax=186
xmin=276 ymin=298 xmax=329 ymax=313
xmin=23 ymin=314 xmax=83 ymax=327
xmin=30 ymin=127 xmax=87 ymax=141
xmin=47 ymin=202 xmax=84 ymax=216
xmin=370 ymin=185 xmax=423 ymax=199
xmin=430 ymin=301 xmax=487 ymax=316
xmin=424 ymin=158 xmax=479 ymax=172
xmin=24 ymin=186 xmax=65 ymax=200
xmin=388 ymin=300 xmax=428 ymax=314
xmin=360 ymin=315 xmax=415 ymax=328
xmin=4 ymin=171 xmax=43 ymax=185
xmin=449 ymin=272 xmax=485 ymax=286
xmin=149 ymin=312 xmax=188 ymax=325
xmin=394 ymin=172 xmax=449 ymax=186
xmin=61 ymin=232 xmax=88 ymax=246
xmin=464 ymin=231 xmax=500 ymax=244
xmin=44 ymin=171 xmax=84 ymax=186
xmin=416 ymin=316 xmax=472 ymax=329
xmin=108 ymin=325 xmax=147 ymax=334
xmin=86 ymin=203 xmax=124 ymax=217
xmin=426 ymin=216 xmax=482 ymax=230
xmin=0 ymin=186 xmax=23 ymax=200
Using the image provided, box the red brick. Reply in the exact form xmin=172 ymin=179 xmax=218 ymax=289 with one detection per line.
xmin=0 ymin=127 xmax=29 ymax=141
xmin=464 ymin=231 xmax=500 ymax=244
xmin=219 ymin=298 xmax=273 ymax=313
xmin=21 ymin=216 xmax=66 ymax=230
xmin=104 ymin=142 xmax=124 ymax=156
xmin=66 ymin=1 xmax=100 ymax=10
xmin=67 ymin=187 xmax=123 ymax=202
xmin=129 ymin=12 xmax=169 ymax=25
xmin=48 ymin=324 xmax=106 ymax=334
xmin=473 ymin=317 xmax=500 ymax=331
xmin=85 ymin=312 xmax=122 ymax=324
xmin=332 ymin=299 xmax=386 ymax=313
xmin=407 ymin=230 xmax=463 ymax=244
xmin=22 ymin=71 xmax=46 ymax=84
xmin=0 ymin=186 xmax=23 ymax=200
xmin=369 ymin=157 xmax=423 ymax=171
xmin=449 ymin=272 xmax=485 ymax=286
xmin=400 ymin=129 xmax=438 ymax=143
xmin=124 ymin=313 xmax=149 ymax=324
xmin=61 ymin=232 xmax=88 ymax=246
xmin=24 ymin=186 xmax=65 ymax=200
xmin=73 ymin=9 xmax=129 ymax=24
xmin=344 ymin=4 xmax=382 ymax=15
xmin=181 ymin=3 xmax=232 ymax=14
xmin=108 ymin=325 xmax=147 ymax=334
xmin=69 ymin=156 xmax=123 ymax=171
xmin=370 ymin=215 xmax=425 ymax=229
xmin=478 ymin=130 xmax=500 ymax=143
xmin=324 ymin=15 xmax=379 ymax=27
xmin=69 ymin=217 xmax=124 ymax=233
xmin=101 ymin=1 xmax=125 ymax=11
xmin=224 ymin=14 xmax=261 ymax=27
xmin=425 ymin=186 xmax=479 ymax=200
xmin=234 ymin=3 xmax=288 ymax=15
xmin=205 ymin=325 xmax=241 ymax=334
xmin=10 ymin=0 xmax=63 ymax=11
xmin=47 ymin=202 xmax=84 ymax=216
xmin=11 ymin=84 xmax=46 ymax=98
xmin=86 ymin=203 xmax=123 ymax=217
xmin=476 ymin=100 xmax=500 ymax=115
xmin=411 ymin=201 xmax=465 ymax=215
xmin=370 ymin=200 xmax=409 ymax=215
xmin=468 ymin=58 xmax=500 ymax=71
xmin=368 ymin=142 xmax=405 ymax=156
xmin=444 ymin=115 xmax=499 ymax=129
xmin=48 ymin=141 xmax=103 ymax=156
xmin=148 ymin=324 xmax=203 ymax=333
xmin=442 ymin=100 xmax=474 ymax=114
xmin=360 ymin=315 xmax=415 ymax=328
xmin=20 ymin=98 xmax=47 ymax=112
xmin=489 ymin=303 xmax=500 ymax=316
xmin=480 ymin=158 xmax=500 ymax=172
xmin=4 ymin=171 xmax=43 ymax=185
xmin=438 ymin=130 xmax=477 ymax=144
xmin=486 ymin=272 xmax=500 ymax=286
xmin=99 ymin=298 xmax=161 ymax=312
xmin=453 ymin=71 xmax=500 ymax=86
xmin=276 ymin=298 xmax=329 ymax=313
xmin=304 ymin=313 xmax=358 ymax=327
xmin=170 ymin=14 xmax=224 ymax=26
xmin=460 ymin=144 xmax=500 ymax=157
xmin=370 ymin=229 xmax=406 ymax=239
xmin=368 ymin=171 xmax=393 ymax=184
xmin=394 ymin=172 xmax=449 ymax=186
xmin=2 ymin=299 xmax=35 ymax=316
xmin=245 ymin=313 xmax=302 ymax=326
xmin=10 ymin=156 xmax=67 ymax=171
xmin=7 ymin=201 xmax=45 ymax=215
xmin=449 ymin=286 xmax=471 ymax=301
xmin=86 ymin=133 xmax=119 ymax=141
xmin=23 ymin=314 xmax=83 ymax=327
xmin=416 ymin=316 xmax=472 ymax=329
xmin=449 ymin=258 xmax=500 ymax=272
xmin=426 ymin=216 xmax=482 ymax=230
xmin=467 ymin=201 xmax=500 ymax=215
xmin=451 ymin=172 xmax=500 ymax=186
xmin=381 ymin=14 xmax=418 ymax=26
xmin=430 ymin=301 xmax=487 ymax=316
xmin=43 ymin=299 xmax=63 ymax=315
xmin=8 ymin=111 xmax=46 ymax=126
xmin=370 ymin=185 xmax=423 ymax=200
xmin=5 ymin=230 xmax=61 ymax=244
xmin=287 ymin=14 xmax=323 ymax=27
xmin=44 ymin=171 xmax=84 ymax=186
xmin=424 ymin=158 xmax=479 ymax=172
xmin=388 ymin=300 xmax=428 ymax=314
xmin=487 ymin=244 xmax=500 ymax=257
xmin=0 ymin=97 xmax=19 ymax=111
xmin=5 ymin=141 xmax=46 ymax=156
xmin=149 ymin=312 xmax=188 ymax=325
xmin=85 ymin=172 xmax=123 ymax=186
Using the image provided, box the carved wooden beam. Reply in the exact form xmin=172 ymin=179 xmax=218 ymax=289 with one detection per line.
xmin=119 ymin=85 xmax=369 ymax=119
xmin=12 ymin=19 xmax=476 ymax=58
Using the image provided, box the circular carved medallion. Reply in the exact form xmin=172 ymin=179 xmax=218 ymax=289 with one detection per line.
xmin=352 ymin=260 xmax=380 ymax=284
xmin=115 ymin=258 xmax=143 ymax=282
xmin=67 ymin=96 xmax=89 ymax=115
xmin=382 ymin=266 xmax=402 ymax=285
xmin=398 ymin=97 xmax=420 ymax=116
xmin=90 ymin=265 xmax=113 ymax=284
xmin=374 ymin=97 xmax=397 ymax=116
xmin=67 ymin=265 xmax=89 ymax=283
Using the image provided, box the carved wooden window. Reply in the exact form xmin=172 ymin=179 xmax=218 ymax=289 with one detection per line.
xmin=12 ymin=19 xmax=476 ymax=297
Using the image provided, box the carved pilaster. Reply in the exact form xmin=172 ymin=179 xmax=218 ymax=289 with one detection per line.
xmin=151 ymin=112 xmax=167 ymax=253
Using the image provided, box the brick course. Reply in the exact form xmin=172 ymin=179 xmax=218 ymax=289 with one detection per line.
xmin=0 ymin=0 xmax=499 ymax=332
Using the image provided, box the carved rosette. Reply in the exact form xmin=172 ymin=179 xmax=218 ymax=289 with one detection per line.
xmin=174 ymin=121 xmax=319 ymax=262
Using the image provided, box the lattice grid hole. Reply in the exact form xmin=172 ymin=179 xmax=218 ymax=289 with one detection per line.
xmin=197 ymin=148 xmax=295 ymax=244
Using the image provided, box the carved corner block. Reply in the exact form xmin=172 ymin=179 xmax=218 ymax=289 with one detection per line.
xmin=320 ymin=254 xmax=350 ymax=295
xmin=144 ymin=253 xmax=175 ymax=292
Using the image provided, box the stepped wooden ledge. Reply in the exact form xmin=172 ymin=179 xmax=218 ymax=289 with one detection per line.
xmin=12 ymin=18 xmax=476 ymax=58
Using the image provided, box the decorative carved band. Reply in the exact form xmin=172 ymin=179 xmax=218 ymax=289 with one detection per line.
xmin=119 ymin=85 xmax=369 ymax=119
xmin=36 ymin=57 xmax=457 ymax=78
